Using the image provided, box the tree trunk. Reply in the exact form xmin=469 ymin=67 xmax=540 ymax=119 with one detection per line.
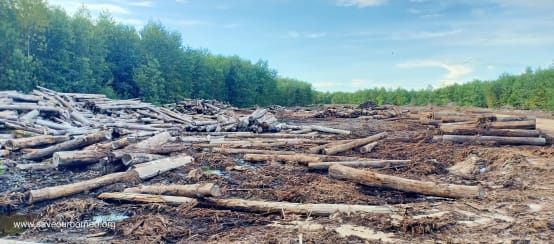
xmin=98 ymin=192 xmax=198 ymax=206
xmin=123 ymin=183 xmax=221 ymax=197
xmin=490 ymin=119 xmax=536 ymax=129
xmin=329 ymin=164 xmax=484 ymax=198
xmin=243 ymin=153 xmax=321 ymax=163
xmin=131 ymin=155 xmax=194 ymax=180
xmin=309 ymin=125 xmax=351 ymax=135
xmin=5 ymin=135 xmax=70 ymax=150
xmin=359 ymin=141 xmax=379 ymax=153
xmin=205 ymin=198 xmax=395 ymax=216
xmin=308 ymin=160 xmax=410 ymax=170
xmin=21 ymin=130 xmax=112 ymax=160
xmin=440 ymin=125 xmax=540 ymax=137
xmin=433 ymin=135 xmax=546 ymax=146
xmin=121 ymin=153 xmax=165 ymax=166
xmin=323 ymin=132 xmax=387 ymax=155
xmin=53 ymin=150 xmax=109 ymax=167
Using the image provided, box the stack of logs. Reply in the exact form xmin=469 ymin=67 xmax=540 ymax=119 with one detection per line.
xmin=427 ymin=112 xmax=546 ymax=146
xmin=305 ymin=105 xmax=405 ymax=119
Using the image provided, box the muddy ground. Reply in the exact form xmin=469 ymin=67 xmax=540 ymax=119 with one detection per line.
xmin=1 ymin=106 xmax=553 ymax=243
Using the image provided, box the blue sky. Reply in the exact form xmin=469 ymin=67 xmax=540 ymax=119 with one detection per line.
xmin=48 ymin=0 xmax=554 ymax=91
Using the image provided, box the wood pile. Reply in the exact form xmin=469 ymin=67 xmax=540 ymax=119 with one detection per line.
xmin=278 ymin=104 xmax=406 ymax=120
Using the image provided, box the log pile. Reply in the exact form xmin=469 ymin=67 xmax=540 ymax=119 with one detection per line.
xmin=311 ymin=104 xmax=405 ymax=119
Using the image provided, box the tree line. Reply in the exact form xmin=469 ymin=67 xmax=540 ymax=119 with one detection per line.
xmin=316 ymin=67 xmax=554 ymax=111
xmin=0 ymin=0 xmax=314 ymax=107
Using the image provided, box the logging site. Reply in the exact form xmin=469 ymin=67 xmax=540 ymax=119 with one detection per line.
xmin=0 ymin=87 xmax=553 ymax=243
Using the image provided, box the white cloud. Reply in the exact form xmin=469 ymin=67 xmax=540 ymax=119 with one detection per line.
xmin=305 ymin=32 xmax=327 ymax=38
xmin=223 ymin=23 xmax=240 ymax=29
xmin=284 ymin=31 xmax=327 ymax=39
xmin=336 ymin=0 xmax=387 ymax=8
xmin=287 ymin=31 xmax=301 ymax=38
xmin=114 ymin=17 xmax=145 ymax=28
xmin=397 ymin=60 xmax=473 ymax=86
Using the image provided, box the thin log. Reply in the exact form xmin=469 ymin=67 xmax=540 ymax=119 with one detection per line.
xmin=328 ymin=164 xmax=484 ymax=198
xmin=489 ymin=119 xmax=536 ymax=130
xmin=21 ymin=130 xmax=112 ymax=160
xmin=98 ymin=192 xmax=198 ymax=206
xmin=121 ymin=153 xmax=165 ymax=166
xmin=309 ymin=125 xmax=351 ymax=135
xmin=0 ymin=104 xmax=63 ymax=114
xmin=5 ymin=135 xmax=70 ymax=150
xmin=243 ymin=154 xmax=321 ymax=163
xmin=433 ymin=135 xmax=546 ymax=146
xmin=70 ymin=111 xmax=94 ymax=127
xmin=53 ymin=150 xmax=109 ymax=167
xmin=359 ymin=141 xmax=379 ymax=153
xmin=205 ymin=198 xmax=395 ymax=216
xmin=123 ymin=183 xmax=221 ymax=197
xmin=308 ymin=160 xmax=410 ymax=170
xmin=323 ymin=132 xmax=388 ymax=155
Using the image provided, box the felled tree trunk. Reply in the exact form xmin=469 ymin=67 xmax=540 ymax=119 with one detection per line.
xmin=308 ymin=160 xmax=410 ymax=170
xmin=309 ymin=125 xmax=351 ymax=135
xmin=123 ymin=183 xmax=221 ymax=197
xmin=358 ymin=141 xmax=379 ymax=153
xmin=205 ymin=198 xmax=395 ymax=216
xmin=433 ymin=135 xmax=546 ymax=146
xmin=121 ymin=153 xmax=165 ymax=166
xmin=4 ymin=135 xmax=70 ymax=150
xmin=328 ymin=164 xmax=484 ymax=198
xmin=22 ymin=130 xmax=112 ymax=160
xmin=490 ymin=119 xmax=536 ymax=129
xmin=98 ymin=192 xmax=198 ymax=206
xmin=243 ymin=154 xmax=321 ymax=163
xmin=323 ymin=132 xmax=388 ymax=155
xmin=53 ymin=150 xmax=109 ymax=167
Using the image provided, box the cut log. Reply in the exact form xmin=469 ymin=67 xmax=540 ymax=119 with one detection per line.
xmin=433 ymin=135 xmax=546 ymax=146
xmin=309 ymin=125 xmax=351 ymax=135
xmin=70 ymin=111 xmax=94 ymax=127
xmin=205 ymin=198 xmax=395 ymax=216
xmin=243 ymin=154 xmax=321 ymax=164
xmin=5 ymin=135 xmax=70 ymax=150
xmin=0 ymin=104 xmax=63 ymax=114
xmin=308 ymin=160 xmax=410 ymax=170
xmin=20 ymin=109 xmax=39 ymax=122
xmin=328 ymin=164 xmax=484 ymax=198
xmin=440 ymin=125 xmax=541 ymax=137
xmin=27 ymin=171 xmax=135 ymax=204
xmin=123 ymin=183 xmax=221 ymax=197
xmin=323 ymin=132 xmax=388 ymax=155
xmin=21 ymin=130 xmax=112 ymax=160
xmin=53 ymin=150 xmax=109 ymax=167
xmin=359 ymin=141 xmax=379 ymax=153
xmin=131 ymin=155 xmax=194 ymax=180
xmin=98 ymin=192 xmax=198 ymax=206
xmin=121 ymin=153 xmax=165 ymax=166
xmin=128 ymin=131 xmax=172 ymax=150
xmin=489 ymin=119 xmax=536 ymax=130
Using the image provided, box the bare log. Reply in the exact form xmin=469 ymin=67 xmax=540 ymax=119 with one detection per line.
xmin=328 ymin=164 xmax=484 ymax=198
xmin=489 ymin=119 xmax=536 ymax=130
xmin=20 ymin=109 xmax=39 ymax=122
xmin=359 ymin=141 xmax=379 ymax=153
xmin=53 ymin=150 xmax=109 ymax=167
xmin=21 ymin=130 xmax=112 ymax=160
xmin=433 ymin=135 xmax=546 ymax=146
xmin=0 ymin=104 xmax=63 ymax=114
xmin=205 ymin=198 xmax=395 ymax=216
xmin=309 ymin=125 xmax=351 ymax=135
xmin=243 ymin=154 xmax=321 ymax=163
xmin=121 ymin=153 xmax=165 ymax=166
xmin=128 ymin=131 xmax=172 ymax=150
xmin=323 ymin=132 xmax=388 ymax=155
xmin=98 ymin=192 xmax=198 ymax=206
xmin=131 ymin=155 xmax=194 ymax=180
xmin=308 ymin=160 xmax=410 ymax=170
xmin=123 ymin=183 xmax=221 ymax=197
xmin=440 ymin=124 xmax=541 ymax=137
xmin=5 ymin=135 xmax=70 ymax=150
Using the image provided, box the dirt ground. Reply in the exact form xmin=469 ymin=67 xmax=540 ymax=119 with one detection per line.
xmin=1 ymin=106 xmax=553 ymax=243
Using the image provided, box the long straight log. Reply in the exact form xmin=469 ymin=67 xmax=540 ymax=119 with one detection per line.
xmin=328 ymin=164 xmax=484 ymax=198
xmin=98 ymin=192 xmax=198 ymax=206
xmin=205 ymin=198 xmax=395 ymax=216
xmin=128 ymin=131 xmax=172 ymax=150
xmin=53 ymin=150 xmax=109 ymax=167
xmin=243 ymin=154 xmax=321 ymax=163
xmin=121 ymin=153 xmax=165 ymax=166
xmin=131 ymin=155 xmax=194 ymax=180
xmin=309 ymin=125 xmax=351 ymax=135
xmin=433 ymin=135 xmax=546 ymax=146
xmin=0 ymin=104 xmax=63 ymax=114
xmin=490 ymin=119 xmax=536 ymax=129
xmin=323 ymin=132 xmax=388 ymax=155
xmin=21 ymin=130 xmax=112 ymax=160
xmin=308 ymin=160 xmax=410 ymax=170
xmin=5 ymin=135 xmax=70 ymax=150
xmin=440 ymin=125 xmax=541 ymax=137
xmin=123 ymin=183 xmax=221 ymax=197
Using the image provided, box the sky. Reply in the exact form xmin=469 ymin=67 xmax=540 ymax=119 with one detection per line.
xmin=47 ymin=0 xmax=554 ymax=92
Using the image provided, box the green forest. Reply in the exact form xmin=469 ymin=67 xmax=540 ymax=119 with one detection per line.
xmin=1 ymin=0 xmax=553 ymax=110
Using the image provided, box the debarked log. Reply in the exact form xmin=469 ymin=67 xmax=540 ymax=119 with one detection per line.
xmin=53 ymin=150 xmax=109 ymax=167
xmin=98 ymin=192 xmax=198 ymax=206
xmin=21 ymin=130 xmax=112 ymax=160
xmin=323 ymin=132 xmax=388 ymax=155
xmin=308 ymin=160 xmax=410 ymax=170
xmin=205 ymin=198 xmax=395 ymax=216
xmin=433 ymin=135 xmax=546 ymax=146
xmin=243 ymin=154 xmax=321 ymax=164
xmin=4 ymin=135 xmax=70 ymax=150
xmin=328 ymin=164 xmax=484 ymax=198
xmin=123 ymin=183 xmax=221 ymax=197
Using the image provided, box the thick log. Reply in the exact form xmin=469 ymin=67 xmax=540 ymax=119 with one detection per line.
xmin=328 ymin=164 xmax=484 ymax=198
xmin=248 ymin=109 xmax=268 ymax=122
xmin=20 ymin=109 xmax=39 ymax=122
xmin=0 ymin=149 xmax=9 ymax=157
xmin=205 ymin=198 xmax=395 ymax=216
xmin=440 ymin=123 xmax=540 ymax=137
xmin=70 ymin=111 xmax=94 ymax=127
xmin=243 ymin=154 xmax=321 ymax=163
xmin=308 ymin=160 xmax=410 ymax=170
xmin=5 ymin=135 xmax=70 ymax=150
xmin=129 ymin=131 xmax=172 ymax=150
xmin=0 ymin=110 xmax=19 ymax=120
xmin=121 ymin=153 xmax=165 ymax=166
xmin=0 ymin=104 xmax=63 ymax=114
xmin=359 ymin=141 xmax=379 ymax=153
xmin=323 ymin=132 xmax=388 ymax=155
xmin=490 ymin=119 xmax=536 ymax=129
xmin=123 ymin=183 xmax=221 ymax=197
xmin=309 ymin=125 xmax=351 ymax=135
xmin=27 ymin=171 xmax=134 ymax=204
xmin=131 ymin=155 xmax=194 ymax=180
xmin=433 ymin=135 xmax=546 ymax=146
xmin=53 ymin=150 xmax=109 ymax=167
xmin=98 ymin=192 xmax=198 ymax=206
xmin=21 ymin=130 xmax=112 ymax=160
